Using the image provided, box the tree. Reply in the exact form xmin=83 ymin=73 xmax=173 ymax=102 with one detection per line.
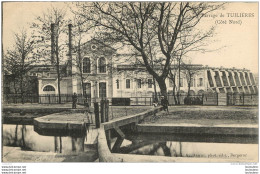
xmin=75 ymin=2 xmax=223 ymax=98
xmin=31 ymin=7 xmax=68 ymax=104
xmin=182 ymin=62 xmax=201 ymax=97
xmin=4 ymin=30 xmax=37 ymax=103
xmin=168 ymin=65 xmax=178 ymax=104
xmin=68 ymin=13 xmax=95 ymax=97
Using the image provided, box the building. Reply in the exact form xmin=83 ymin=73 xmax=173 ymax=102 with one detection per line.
xmin=112 ymin=64 xmax=258 ymax=98
xmin=31 ymin=39 xmax=115 ymax=101
xmin=6 ymin=37 xmax=257 ymax=104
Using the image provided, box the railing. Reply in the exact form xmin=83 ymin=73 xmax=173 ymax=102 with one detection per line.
xmin=130 ymin=97 xmax=153 ymax=106
xmin=3 ymin=94 xmax=89 ymax=104
xmin=3 ymin=93 xmax=258 ymax=106
xmin=227 ymin=93 xmax=258 ymax=106
xmin=157 ymin=93 xmax=218 ymax=106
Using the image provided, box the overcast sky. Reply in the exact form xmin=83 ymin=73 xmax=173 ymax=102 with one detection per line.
xmin=2 ymin=2 xmax=258 ymax=73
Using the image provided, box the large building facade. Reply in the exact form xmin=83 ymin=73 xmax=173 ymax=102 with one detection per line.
xmin=112 ymin=65 xmax=258 ymax=98
xmin=24 ymin=39 xmax=257 ymax=102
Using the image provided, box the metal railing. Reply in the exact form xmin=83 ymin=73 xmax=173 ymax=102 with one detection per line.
xmin=227 ymin=93 xmax=258 ymax=106
xmin=157 ymin=93 xmax=218 ymax=106
xmin=3 ymin=93 xmax=258 ymax=106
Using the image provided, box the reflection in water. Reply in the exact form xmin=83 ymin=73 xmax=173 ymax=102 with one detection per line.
xmin=3 ymin=125 xmax=86 ymax=153
xmin=126 ymin=141 xmax=257 ymax=160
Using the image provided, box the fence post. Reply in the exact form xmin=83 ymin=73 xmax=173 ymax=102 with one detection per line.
xmin=242 ymin=92 xmax=245 ymax=106
xmin=94 ymin=102 xmax=100 ymax=128
xmin=48 ymin=95 xmax=51 ymax=104
xmin=202 ymin=94 xmax=204 ymax=105
xmin=105 ymin=100 xmax=109 ymax=122
xmin=226 ymin=93 xmax=229 ymax=106
xmin=100 ymin=100 xmax=105 ymax=123
xmin=216 ymin=93 xmax=218 ymax=106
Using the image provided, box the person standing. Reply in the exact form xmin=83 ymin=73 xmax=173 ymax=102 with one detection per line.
xmin=72 ymin=92 xmax=78 ymax=109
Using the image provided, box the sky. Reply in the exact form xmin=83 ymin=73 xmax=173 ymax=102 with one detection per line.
xmin=2 ymin=2 xmax=259 ymax=74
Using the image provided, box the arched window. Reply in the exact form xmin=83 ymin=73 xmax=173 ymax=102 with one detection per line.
xmin=98 ymin=57 xmax=106 ymax=73
xmin=43 ymin=85 xmax=55 ymax=91
xmin=198 ymin=90 xmax=205 ymax=95
xmin=83 ymin=58 xmax=91 ymax=73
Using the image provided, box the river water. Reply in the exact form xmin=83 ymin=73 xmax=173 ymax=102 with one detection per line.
xmin=3 ymin=124 xmax=258 ymax=161
xmin=124 ymin=141 xmax=258 ymax=161
xmin=3 ymin=124 xmax=86 ymax=153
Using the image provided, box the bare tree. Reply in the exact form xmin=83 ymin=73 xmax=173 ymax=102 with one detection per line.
xmin=74 ymin=2 xmax=223 ymax=98
xmin=182 ymin=62 xmax=201 ymax=97
xmin=31 ymin=7 xmax=68 ymax=103
xmin=69 ymin=13 xmax=95 ymax=97
xmin=3 ymin=30 xmax=37 ymax=103
xmin=168 ymin=65 xmax=178 ymax=104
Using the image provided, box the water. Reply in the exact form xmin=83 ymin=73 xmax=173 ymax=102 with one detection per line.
xmin=120 ymin=140 xmax=258 ymax=161
xmin=3 ymin=124 xmax=86 ymax=153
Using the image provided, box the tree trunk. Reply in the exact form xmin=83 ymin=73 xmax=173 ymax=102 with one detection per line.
xmin=55 ymin=36 xmax=61 ymax=104
xmin=78 ymin=41 xmax=85 ymax=96
xmin=178 ymin=58 xmax=181 ymax=105
xmin=187 ymin=82 xmax=191 ymax=97
xmin=153 ymin=77 xmax=158 ymax=102
xmin=172 ymin=84 xmax=178 ymax=104
xmin=20 ymin=74 xmax=24 ymax=104
xmin=169 ymin=72 xmax=178 ymax=104
xmin=156 ymin=78 xmax=167 ymax=98
xmin=13 ymin=77 xmax=17 ymax=94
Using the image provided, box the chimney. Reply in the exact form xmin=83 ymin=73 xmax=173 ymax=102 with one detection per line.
xmin=67 ymin=24 xmax=72 ymax=76
xmin=51 ymin=23 xmax=55 ymax=65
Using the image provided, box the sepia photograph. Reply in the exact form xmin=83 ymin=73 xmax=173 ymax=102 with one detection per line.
xmin=1 ymin=1 xmax=259 ymax=172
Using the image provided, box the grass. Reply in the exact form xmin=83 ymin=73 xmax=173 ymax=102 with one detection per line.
xmin=108 ymin=106 xmax=153 ymax=120
xmin=143 ymin=106 xmax=258 ymax=125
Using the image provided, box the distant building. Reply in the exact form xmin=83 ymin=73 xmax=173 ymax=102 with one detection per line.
xmin=112 ymin=64 xmax=258 ymax=98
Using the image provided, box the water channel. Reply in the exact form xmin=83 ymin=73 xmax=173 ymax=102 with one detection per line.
xmin=3 ymin=124 xmax=258 ymax=161
xmin=3 ymin=124 xmax=86 ymax=153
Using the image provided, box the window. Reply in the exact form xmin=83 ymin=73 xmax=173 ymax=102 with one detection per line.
xmin=83 ymin=58 xmax=91 ymax=73
xmin=198 ymin=78 xmax=203 ymax=87
xmin=98 ymin=57 xmax=106 ymax=73
xmin=180 ymin=78 xmax=183 ymax=87
xmin=99 ymin=82 xmax=106 ymax=98
xmin=43 ymin=85 xmax=55 ymax=91
xmin=148 ymin=79 xmax=153 ymax=88
xmin=137 ymin=79 xmax=142 ymax=88
xmin=126 ymin=79 xmax=130 ymax=89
